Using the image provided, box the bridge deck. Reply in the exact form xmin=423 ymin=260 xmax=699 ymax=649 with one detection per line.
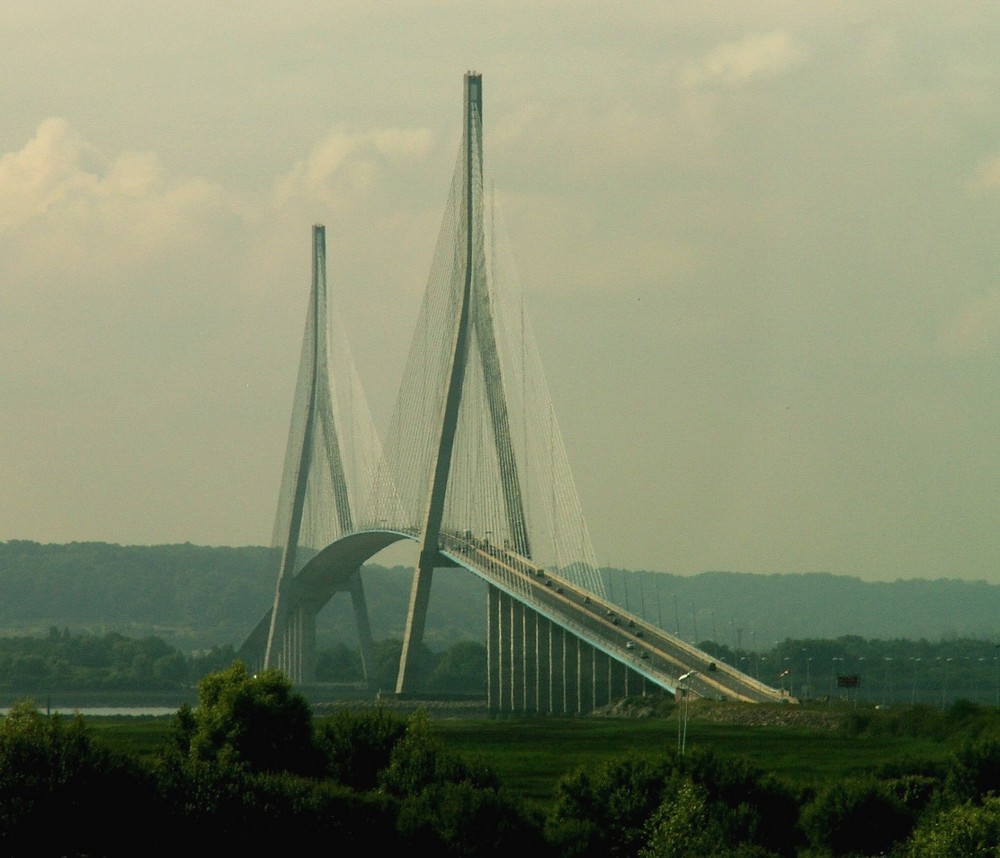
xmin=438 ymin=532 xmax=787 ymax=704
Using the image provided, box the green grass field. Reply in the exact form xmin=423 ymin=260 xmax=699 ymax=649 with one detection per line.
xmin=426 ymin=716 xmax=952 ymax=808
xmin=87 ymin=702 xmax=959 ymax=812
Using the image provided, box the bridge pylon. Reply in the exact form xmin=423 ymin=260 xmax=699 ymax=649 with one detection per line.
xmin=257 ymin=224 xmax=377 ymax=684
xmin=394 ymin=72 xmax=532 ymax=694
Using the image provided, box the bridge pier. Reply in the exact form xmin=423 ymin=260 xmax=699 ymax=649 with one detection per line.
xmin=271 ymin=602 xmax=318 ymax=684
xmin=484 ymin=584 xmax=654 ymax=715
xmin=509 ymin=595 xmax=525 ymax=710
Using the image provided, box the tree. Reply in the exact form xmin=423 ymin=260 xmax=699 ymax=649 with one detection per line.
xmin=640 ymin=780 xmax=731 ymax=858
xmin=378 ymin=710 xmax=499 ymax=797
xmin=429 ymin=640 xmax=487 ymax=693
xmin=379 ymin=711 xmax=545 ymax=855
xmin=901 ymin=796 xmax=1000 ymax=857
xmin=679 ymin=747 xmax=801 ymax=856
xmin=396 ymin=780 xmax=550 ymax=857
xmin=799 ymin=776 xmax=915 ymax=856
xmin=946 ymin=738 xmax=1000 ymax=805
xmin=178 ymin=660 xmax=320 ymax=776
xmin=315 ymin=705 xmax=409 ymax=790
xmin=545 ymin=755 xmax=677 ymax=858
xmin=0 ymin=699 xmax=156 ymax=855
xmin=315 ymin=642 xmax=364 ymax=682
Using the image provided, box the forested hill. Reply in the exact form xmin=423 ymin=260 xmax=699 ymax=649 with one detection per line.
xmin=2 ymin=541 xmax=998 ymax=654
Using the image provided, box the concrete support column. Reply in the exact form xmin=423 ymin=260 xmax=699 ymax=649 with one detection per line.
xmin=298 ymin=603 xmax=317 ymax=684
xmin=523 ymin=607 xmax=538 ymax=712
xmin=608 ymin=658 xmax=631 ymax=703
xmin=486 ymin=585 xmax=502 ymax=711
xmin=509 ymin=599 xmax=525 ymax=711
xmin=280 ymin=602 xmax=318 ymax=684
xmin=278 ymin=607 xmax=297 ymax=682
xmin=484 ymin=588 xmax=659 ymax=715
xmin=592 ymin=648 xmax=609 ymax=710
xmin=535 ymin=613 xmax=551 ymax=713
xmin=550 ymin=623 xmax=565 ymax=714
xmin=574 ymin=637 xmax=589 ymax=714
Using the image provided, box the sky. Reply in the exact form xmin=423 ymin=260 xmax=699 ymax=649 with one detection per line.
xmin=2 ymin=3 xmax=998 ymax=584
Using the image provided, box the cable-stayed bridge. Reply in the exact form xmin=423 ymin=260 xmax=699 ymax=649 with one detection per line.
xmin=237 ymin=73 xmax=786 ymax=713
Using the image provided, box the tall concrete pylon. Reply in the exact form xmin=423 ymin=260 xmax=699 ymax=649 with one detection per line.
xmin=263 ymin=224 xmax=375 ymax=681
xmin=394 ymin=72 xmax=530 ymax=693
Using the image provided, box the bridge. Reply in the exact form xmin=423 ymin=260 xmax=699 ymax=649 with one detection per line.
xmin=237 ymin=72 xmax=787 ymax=713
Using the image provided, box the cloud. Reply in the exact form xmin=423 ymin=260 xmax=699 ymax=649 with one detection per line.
xmin=0 ymin=117 xmax=100 ymax=233
xmin=681 ymin=31 xmax=808 ymax=88
xmin=272 ymin=124 xmax=433 ymax=212
xmin=0 ymin=118 xmax=232 ymax=282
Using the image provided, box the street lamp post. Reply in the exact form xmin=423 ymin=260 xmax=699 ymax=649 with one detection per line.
xmin=677 ymin=671 xmax=697 ymax=755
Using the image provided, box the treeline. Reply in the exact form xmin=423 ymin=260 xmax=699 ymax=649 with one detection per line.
xmin=0 ymin=628 xmax=236 ymax=695
xmin=8 ymin=541 xmax=1000 ymax=662
xmin=703 ymin=635 xmax=1000 ymax=708
xmin=315 ymin=639 xmax=486 ymax=695
xmin=0 ymin=540 xmax=487 ymax=653
xmin=5 ymin=628 xmax=1000 ymax=709
xmin=6 ymin=664 xmax=1000 ymax=855
xmin=0 ymin=629 xmax=486 ymax=698
xmin=0 ymin=541 xmax=278 ymax=652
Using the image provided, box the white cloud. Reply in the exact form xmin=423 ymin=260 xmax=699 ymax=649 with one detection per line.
xmin=0 ymin=118 xmax=232 ymax=281
xmin=0 ymin=118 xmax=100 ymax=232
xmin=681 ymin=31 xmax=808 ymax=88
xmin=272 ymin=125 xmax=433 ymax=212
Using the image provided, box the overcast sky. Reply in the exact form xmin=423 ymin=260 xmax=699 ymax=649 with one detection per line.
xmin=2 ymin=3 xmax=998 ymax=583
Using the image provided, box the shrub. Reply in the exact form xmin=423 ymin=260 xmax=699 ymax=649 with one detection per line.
xmin=900 ymin=795 xmax=1000 ymax=857
xmin=800 ymin=776 xmax=915 ymax=856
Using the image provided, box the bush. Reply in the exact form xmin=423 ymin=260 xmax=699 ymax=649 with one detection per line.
xmin=397 ymin=780 xmax=549 ymax=857
xmin=640 ymin=780 xmax=722 ymax=858
xmin=945 ymin=738 xmax=1000 ymax=805
xmin=800 ymin=776 xmax=915 ymax=856
xmin=176 ymin=661 xmax=320 ymax=776
xmin=546 ymin=755 xmax=677 ymax=858
xmin=0 ymin=699 xmax=157 ymax=855
xmin=315 ymin=705 xmax=409 ymax=790
xmin=901 ymin=795 xmax=1000 ymax=857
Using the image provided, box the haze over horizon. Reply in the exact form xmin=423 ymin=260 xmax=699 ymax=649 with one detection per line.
xmin=2 ymin=4 xmax=998 ymax=584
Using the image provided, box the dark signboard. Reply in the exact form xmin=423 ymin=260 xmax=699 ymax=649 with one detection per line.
xmin=837 ymin=674 xmax=860 ymax=688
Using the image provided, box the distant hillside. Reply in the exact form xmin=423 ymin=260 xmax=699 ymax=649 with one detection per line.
xmin=2 ymin=541 xmax=998 ymax=654
xmin=0 ymin=541 xmax=487 ymax=653
xmin=601 ymin=568 xmax=1000 ymax=648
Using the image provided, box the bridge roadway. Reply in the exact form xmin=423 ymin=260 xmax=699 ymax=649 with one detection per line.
xmin=437 ymin=532 xmax=789 ymax=705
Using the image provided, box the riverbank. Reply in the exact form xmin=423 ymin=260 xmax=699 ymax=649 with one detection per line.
xmin=0 ymin=689 xmax=197 ymax=712
xmin=0 ymin=686 xmax=491 ymax=719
